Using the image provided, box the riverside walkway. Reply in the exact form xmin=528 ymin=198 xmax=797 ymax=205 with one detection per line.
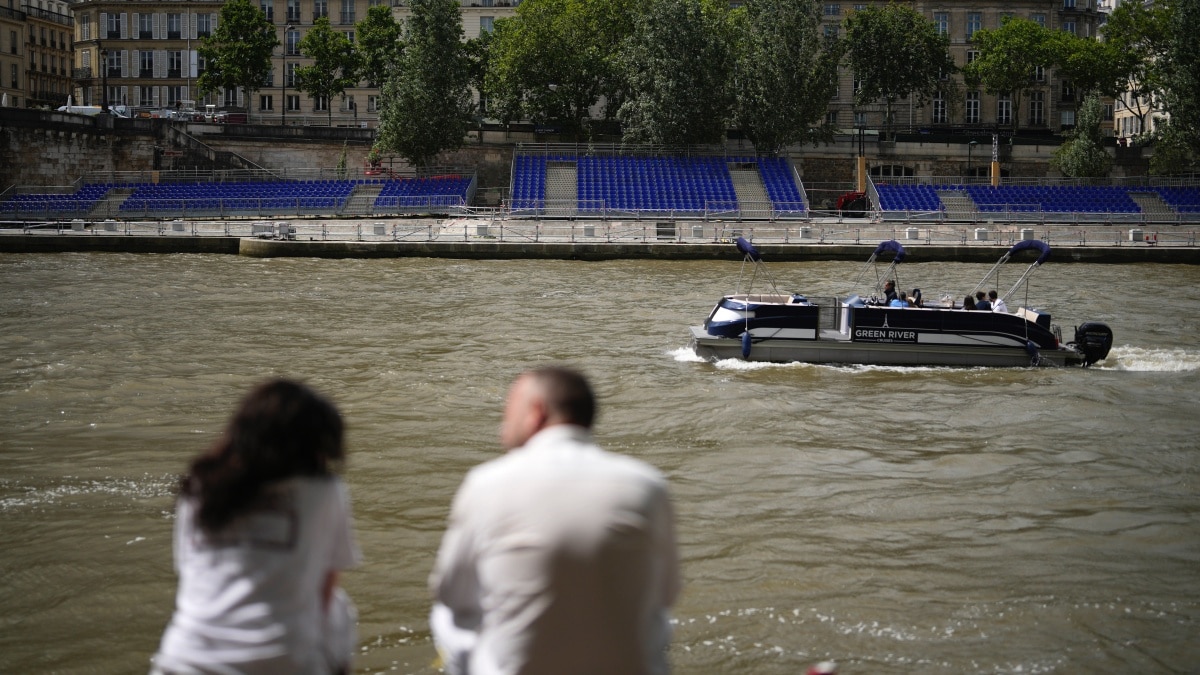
xmin=2 ymin=216 xmax=1197 ymax=263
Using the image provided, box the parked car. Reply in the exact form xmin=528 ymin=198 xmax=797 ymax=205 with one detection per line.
xmin=214 ymin=111 xmax=248 ymax=124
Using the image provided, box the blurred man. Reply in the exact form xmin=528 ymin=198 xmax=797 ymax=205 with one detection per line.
xmin=430 ymin=367 xmax=680 ymax=675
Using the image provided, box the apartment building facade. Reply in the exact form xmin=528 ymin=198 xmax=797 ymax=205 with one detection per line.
xmin=823 ymin=0 xmax=1108 ymax=140
xmin=0 ymin=0 xmax=73 ymax=110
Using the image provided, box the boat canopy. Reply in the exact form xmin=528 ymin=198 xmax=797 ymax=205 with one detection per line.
xmin=732 ymin=237 xmax=778 ymax=294
xmin=871 ymin=239 xmax=907 ymax=264
xmin=971 ymin=240 xmax=1052 ymax=304
xmin=851 ymin=240 xmax=906 ymax=298
xmin=1003 ymin=239 xmax=1050 ymax=266
xmin=735 ymin=236 xmax=762 ymax=262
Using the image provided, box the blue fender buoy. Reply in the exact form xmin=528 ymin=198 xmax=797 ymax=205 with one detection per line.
xmin=741 ymin=331 xmax=753 ymax=358
xmin=1025 ymin=340 xmax=1040 ymax=366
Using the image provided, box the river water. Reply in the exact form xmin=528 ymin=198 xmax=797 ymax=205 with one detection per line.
xmin=1 ymin=252 xmax=1198 ymax=674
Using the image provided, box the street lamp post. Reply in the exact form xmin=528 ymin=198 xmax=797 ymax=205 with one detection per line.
xmin=967 ymin=140 xmax=978 ymax=179
xmin=282 ymin=25 xmax=292 ymax=126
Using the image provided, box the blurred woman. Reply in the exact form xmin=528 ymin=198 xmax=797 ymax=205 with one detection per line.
xmin=152 ymin=379 xmax=359 ymax=675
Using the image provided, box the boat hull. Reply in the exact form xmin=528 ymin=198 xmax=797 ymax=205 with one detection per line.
xmin=689 ymin=326 xmax=1086 ymax=367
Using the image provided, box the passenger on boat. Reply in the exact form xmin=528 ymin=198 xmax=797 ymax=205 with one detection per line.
xmin=911 ymin=289 xmax=923 ymax=307
xmin=883 ymin=280 xmax=897 ymax=303
xmin=974 ymin=291 xmax=992 ymax=311
xmin=962 ymin=294 xmax=976 ymax=310
xmin=989 ymin=290 xmax=1008 ymax=313
xmin=889 ymin=291 xmax=909 ymax=308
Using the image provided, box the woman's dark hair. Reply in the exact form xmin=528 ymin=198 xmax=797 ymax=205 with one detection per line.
xmin=180 ymin=379 xmax=344 ymax=534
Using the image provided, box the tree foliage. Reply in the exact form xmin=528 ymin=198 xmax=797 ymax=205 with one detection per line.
xmin=617 ymin=0 xmax=733 ymax=146
xmin=196 ymin=0 xmax=277 ymax=109
xmin=843 ymin=3 xmax=955 ymax=136
xmin=376 ymin=0 xmax=473 ymax=169
xmin=356 ymin=5 xmax=404 ymax=88
xmin=1050 ymin=32 xmax=1126 ymax=101
xmin=1051 ymin=94 xmax=1111 ymax=178
xmin=730 ymin=0 xmax=839 ymax=153
xmin=1100 ymin=0 xmax=1170 ymax=136
xmin=1161 ymin=0 xmax=1200 ymax=159
xmin=962 ymin=17 xmax=1056 ymax=133
xmin=296 ymin=17 xmax=359 ymax=126
xmin=483 ymin=0 xmax=638 ymax=130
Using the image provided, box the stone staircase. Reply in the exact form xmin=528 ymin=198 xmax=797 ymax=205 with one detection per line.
xmin=545 ymin=161 xmax=577 ymax=217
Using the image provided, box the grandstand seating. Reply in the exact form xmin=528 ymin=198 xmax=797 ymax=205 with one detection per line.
xmin=1 ymin=183 xmax=112 ymax=215
xmin=119 ymin=179 xmax=357 ymax=215
xmin=965 ymin=185 xmax=1141 ymax=213
xmin=876 ymin=184 xmax=943 ymax=212
xmin=373 ymin=175 xmax=474 ymax=211
xmin=509 ymin=153 xmax=807 ymax=215
xmin=1153 ymin=186 xmax=1200 ymax=213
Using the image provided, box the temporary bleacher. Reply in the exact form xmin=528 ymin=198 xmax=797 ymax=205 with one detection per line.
xmin=120 ymin=179 xmax=356 ymax=216
xmin=510 ymin=152 xmax=807 ymax=217
xmin=1 ymin=183 xmax=113 ymax=216
xmin=875 ymin=184 xmax=944 ymax=212
xmin=1153 ymin=186 xmax=1200 ymax=213
xmin=373 ymin=175 xmax=475 ymax=213
xmin=965 ymin=185 xmax=1141 ymax=214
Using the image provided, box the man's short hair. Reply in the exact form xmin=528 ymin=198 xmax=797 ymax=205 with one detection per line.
xmin=528 ymin=367 xmax=596 ymax=429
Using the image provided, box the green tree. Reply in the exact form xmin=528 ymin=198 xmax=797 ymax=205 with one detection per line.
xmin=1051 ymin=31 xmax=1126 ymax=101
xmin=376 ymin=0 xmax=473 ymax=169
xmin=484 ymin=0 xmax=639 ymax=131
xmin=962 ymin=17 xmax=1056 ymax=134
xmin=1161 ymin=0 xmax=1200 ymax=158
xmin=618 ymin=0 xmax=733 ymax=146
xmin=843 ymin=3 xmax=955 ymax=137
xmin=1101 ymin=0 xmax=1171 ymax=138
xmin=730 ymin=0 xmax=839 ymax=153
xmin=296 ymin=17 xmax=359 ymax=126
xmin=356 ymin=5 xmax=403 ymax=87
xmin=196 ymin=0 xmax=277 ymax=115
xmin=1051 ymin=93 xmax=1111 ymax=178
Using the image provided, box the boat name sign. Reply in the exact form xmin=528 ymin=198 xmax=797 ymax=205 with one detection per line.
xmin=854 ymin=328 xmax=918 ymax=343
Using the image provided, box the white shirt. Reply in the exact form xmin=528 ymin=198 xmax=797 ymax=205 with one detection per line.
xmin=430 ymin=425 xmax=680 ymax=675
xmin=154 ymin=476 xmax=360 ymax=675
xmin=992 ymin=298 xmax=1009 ymax=313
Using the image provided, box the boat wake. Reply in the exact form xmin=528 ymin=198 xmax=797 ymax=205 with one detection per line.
xmin=1097 ymin=345 xmax=1200 ymax=372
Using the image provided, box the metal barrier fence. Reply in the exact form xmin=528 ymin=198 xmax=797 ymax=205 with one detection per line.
xmin=10 ymin=217 xmax=1195 ymax=248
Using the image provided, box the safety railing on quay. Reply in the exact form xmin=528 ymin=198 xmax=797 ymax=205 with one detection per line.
xmin=6 ymin=217 xmax=1196 ymax=249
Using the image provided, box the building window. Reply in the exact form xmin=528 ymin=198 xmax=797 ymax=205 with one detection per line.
xmin=287 ymin=93 xmax=299 ymax=111
xmin=340 ymin=0 xmax=354 ymax=24
xmin=1031 ymin=13 xmax=1046 ymax=28
xmin=106 ymin=49 xmax=120 ymax=77
xmin=1103 ymin=103 xmax=1114 ymax=121
xmin=9 ymin=30 xmax=17 ymax=55
xmin=81 ymin=16 xmax=90 ymax=41
xmin=966 ymin=50 xmax=978 ymax=65
xmin=966 ymin=91 xmax=980 ymax=124
xmin=1063 ymin=0 xmax=1076 ymax=8
xmin=825 ymin=110 xmax=839 ymax=126
xmin=198 ymin=14 xmax=212 ymax=38
xmin=168 ymin=51 xmax=182 ymax=78
xmin=287 ymin=29 xmax=300 ymax=56
xmin=966 ymin=13 xmax=981 ymax=39
xmin=260 ymin=94 xmax=273 ymax=110
xmin=1062 ymin=80 xmax=1075 ymax=103
xmin=344 ymin=31 xmax=354 ymax=43
xmin=287 ymin=0 xmax=301 ymax=23
xmin=934 ymin=12 xmax=948 ymax=35
xmin=480 ymin=16 xmax=494 ymax=33
xmin=367 ymin=94 xmax=378 ymax=113
xmin=853 ymin=111 xmax=865 ymax=127
xmin=259 ymin=0 xmax=274 ymax=22
xmin=1061 ymin=110 xmax=1076 ymax=127
xmin=932 ymin=92 xmax=947 ymax=123
xmin=314 ymin=0 xmax=328 ymax=20
xmin=139 ymin=50 xmax=153 ymax=77
xmin=106 ymin=13 xmax=120 ymax=39
xmin=138 ymin=13 xmax=153 ymax=39
xmin=824 ymin=4 xmax=840 ymax=16
xmin=224 ymin=89 xmax=238 ymax=106
xmin=286 ymin=62 xmax=297 ymax=87
xmin=167 ymin=86 xmax=181 ymax=106
xmin=1030 ymin=92 xmax=1045 ymax=125
xmin=997 ymin=95 xmax=1012 ymax=126
xmin=314 ymin=95 xmax=328 ymax=112
xmin=139 ymin=85 xmax=153 ymax=106
xmin=168 ymin=13 xmax=182 ymax=39
xmin=1062 ymin=21 xmax=1076 ymax=35
xmin=1033 ymin=65 xmax=1045 ymax=82
xmin=824 ymin=24 xmax=838 ymax=38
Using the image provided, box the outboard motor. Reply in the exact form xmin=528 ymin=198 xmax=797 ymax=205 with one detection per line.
xmin=1072 ymin=322 xmax=1114 ymax=366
